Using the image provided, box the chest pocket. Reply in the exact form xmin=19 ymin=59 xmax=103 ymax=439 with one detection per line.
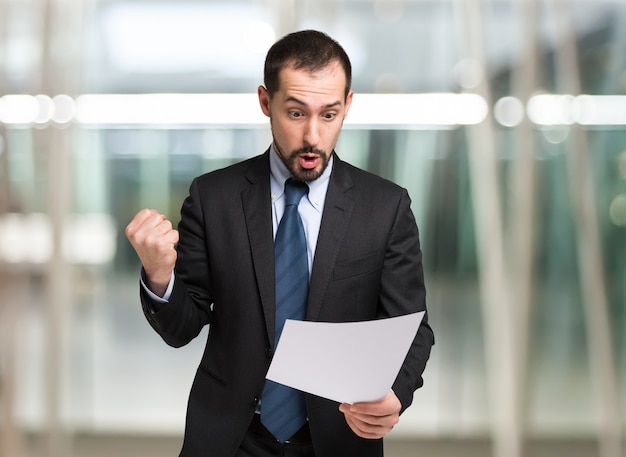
xmin=332 ymin=251 xmax=381 ymax=281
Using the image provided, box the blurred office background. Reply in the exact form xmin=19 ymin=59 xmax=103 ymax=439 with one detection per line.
xmin=0 ymin=0 xmax=625 ymax=456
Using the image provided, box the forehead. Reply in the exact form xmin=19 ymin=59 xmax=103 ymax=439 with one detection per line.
xmin=276 ymin=62 xmax=347 ymax=100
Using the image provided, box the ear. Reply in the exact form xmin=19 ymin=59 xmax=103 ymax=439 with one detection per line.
xmin=258 ymin=86 xmax=271 ymax=117
xmin=343 ymin=89 xmax=354 ymax=119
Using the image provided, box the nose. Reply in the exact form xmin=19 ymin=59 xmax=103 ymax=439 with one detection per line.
xmin=303 ymin=118 xmax=320 ymax=147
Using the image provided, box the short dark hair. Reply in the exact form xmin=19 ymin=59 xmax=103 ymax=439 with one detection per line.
xmin=264 ymin=30 xmax=352 ymax=100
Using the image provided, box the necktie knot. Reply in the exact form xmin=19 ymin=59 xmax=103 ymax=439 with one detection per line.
xmin=284 ymin=179 xmax=308 ymax=207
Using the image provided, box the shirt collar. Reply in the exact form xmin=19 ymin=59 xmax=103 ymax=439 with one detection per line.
xmin=269 ymin=144 xmax=333 ymax=212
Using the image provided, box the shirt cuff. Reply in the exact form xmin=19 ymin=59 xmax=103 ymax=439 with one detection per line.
xmin=140 ymin=269 xmax=175 ymax=303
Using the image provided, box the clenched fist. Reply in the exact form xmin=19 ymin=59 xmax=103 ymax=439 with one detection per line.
xmin=125 ymin=209 xmax=179 ymax=297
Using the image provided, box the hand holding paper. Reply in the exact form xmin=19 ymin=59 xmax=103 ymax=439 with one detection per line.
xmin=265 ymin=311 xmax=425 ymax=404
xmin=339 ymin=390 xmax=402 ymax=439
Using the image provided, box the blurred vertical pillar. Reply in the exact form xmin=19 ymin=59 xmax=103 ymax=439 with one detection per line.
xmin=39 ymin=0 xmax=83 ymax=456
xmin=0 ymin=0 xmax=25 ymax=456
xmin=453 ymin=1 xmax=522 ymax=457
xmin=268 ymin=0 xmax=297 ymax=36
xmin=552 ymin=1 xmax=623 ymax=457
xmin=0 ymin=269 xmax=26 ymax=457
xmin=43 ymin=122 xmax=72 ymax=457
xmin=507 ymin=0 xmax=540 ymax=453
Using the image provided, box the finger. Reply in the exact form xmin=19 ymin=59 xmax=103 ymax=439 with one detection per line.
xmin=128 ymin=214 xmax=173 ymax=248
xmin=143 ymin=217 xmax=174 ymax=238
xmin=148 ymin=229 xmax=179 ymax=254
xmin=131 ymin=208 xmax=162 ymax=227
xmin=344 ymin=414 xmax=388 ymax=439
xmin=341 ymin=404 xmax=393 ymax=420
xmin=141 ymin=212 xmax=170 ymax=234
xmin=340 ymin=404 xmax=396 ymax=437
xmin=349 ymin=391 xmax=401 ymax=416
xmin=164 ymin=228 xmax=179 ymax=246
xmin=141 ymin=225 xmax=177 ymax=253
xmin=126 ymin=209 xmax=164 ymax=238
xmin=348 ymin=412 xmax=398 ymax=430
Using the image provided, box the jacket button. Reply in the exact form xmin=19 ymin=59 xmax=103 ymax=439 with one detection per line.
xmin=265 ymin=347 xmax=272 ymax=359
xmin=252 ymin=396 xmax=259 ymax=407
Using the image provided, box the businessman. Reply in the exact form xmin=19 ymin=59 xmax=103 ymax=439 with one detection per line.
xmin=126 ymin=29 xmax=434 ymax=457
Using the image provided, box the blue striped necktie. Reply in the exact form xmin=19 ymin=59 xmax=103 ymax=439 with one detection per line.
xmin=260 ymin=178 xmax=309 ymax=443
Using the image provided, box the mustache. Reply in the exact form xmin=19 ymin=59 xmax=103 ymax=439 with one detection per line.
xmin=292 ymin=146 xmax=324 ymax=156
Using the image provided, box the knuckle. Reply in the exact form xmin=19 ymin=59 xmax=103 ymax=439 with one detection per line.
xmin=148 ymin=234 xmax=163 ymax=248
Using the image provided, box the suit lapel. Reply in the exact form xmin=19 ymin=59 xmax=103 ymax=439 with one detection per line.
xmin=306 ymin=155 xmax=355 ymax=321
xmin=241 ymin=151 xmax=276 ymax=346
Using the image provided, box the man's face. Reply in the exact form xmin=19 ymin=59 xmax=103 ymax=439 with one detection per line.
xmin=258 ymin=61 xmax=353 ymax=182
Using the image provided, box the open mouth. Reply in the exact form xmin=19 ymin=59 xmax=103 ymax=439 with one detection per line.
xmin=299 ymin=154 xmax=320 ymax=170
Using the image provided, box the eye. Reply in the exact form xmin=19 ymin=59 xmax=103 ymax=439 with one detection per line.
xmin=289 ymin=110 xmax=304 ymax=119
xmin=323 ymin=112 xmax=337 ymax=120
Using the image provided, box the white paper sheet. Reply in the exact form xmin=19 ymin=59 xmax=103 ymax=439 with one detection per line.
xmin=265 ymin=311 xmax=425 ymax=404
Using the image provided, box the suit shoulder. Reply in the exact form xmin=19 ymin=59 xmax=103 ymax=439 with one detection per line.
xmin=192 ymin=153 xmax=267 ymax=189
xmin=339 ymin=159 xmax=406 ymax=197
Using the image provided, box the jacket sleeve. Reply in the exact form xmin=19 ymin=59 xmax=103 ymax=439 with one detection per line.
xmin=380 ymin=188 xmax=434 ymax=412
xmin=140 ymin=177 xmax=213 ymax=348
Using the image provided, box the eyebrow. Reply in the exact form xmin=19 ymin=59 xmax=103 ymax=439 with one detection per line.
xmin=285 ymin=96 xmax=342 ymax=110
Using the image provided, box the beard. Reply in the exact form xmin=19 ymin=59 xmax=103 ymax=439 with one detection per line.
xmin=274 ymin=140 xmax=330 ymax=182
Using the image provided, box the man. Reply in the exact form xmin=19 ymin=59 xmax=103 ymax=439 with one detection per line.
xmin=126 ymin=30 xmax=434 ymax=457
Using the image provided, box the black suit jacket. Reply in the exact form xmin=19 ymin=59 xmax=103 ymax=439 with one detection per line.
xmin=140 ymin=150 xmax=434 ymax=457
